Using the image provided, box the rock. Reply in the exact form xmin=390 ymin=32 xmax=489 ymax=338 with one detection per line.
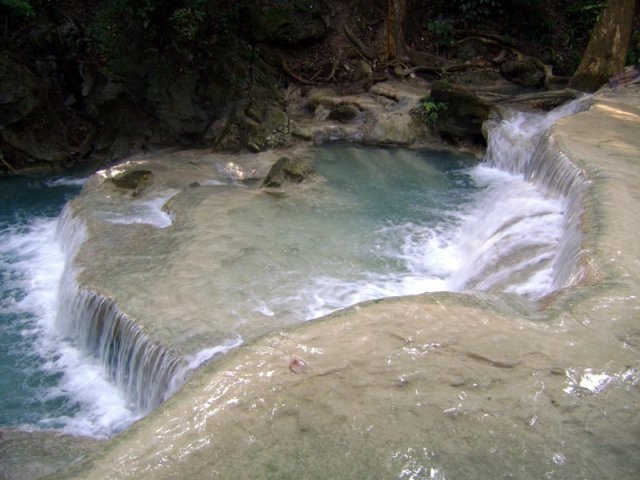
xmin=363 ymin=112 xmax=417 ymax=145
xmin=1 ymin=116 xmax=69 ymax=163
xmin=328 ymin=104 xmax=360 ymax=123
xmin=352 ymin=60 xmax=373 ymax=82
xmin=90 ymin=96 xmax=152 ymax=161
xmin=500 ymin=57 xmax=545 ymax=87
xmin=260 ymin=156 xmax=315 ymax=189
xmin=430 ymin=80 xmax=493 ymax=145
xmin=111 ymin=169 xmax=154 ymax=196
xmin=242 ymin=104 xmax=292 ymax=153
xmin=0 ymin=428 xmax=101 ymax=480
xmin=146 ymin=67 xmax=210 ymax=138
xmin=0 ymin=52 xmax=42 ymax=127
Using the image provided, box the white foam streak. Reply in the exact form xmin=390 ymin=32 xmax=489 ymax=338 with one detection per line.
xmin=101 ymin=190 xmax=178 ymax=228
xmin=45 ymin=176 xmax=88 ymax=188
xmin=182 ymin=337 xmax=244 ymax=373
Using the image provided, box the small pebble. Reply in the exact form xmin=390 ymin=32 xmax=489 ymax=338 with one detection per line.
xmin=289 ymin=357 xmax=306 ymax=374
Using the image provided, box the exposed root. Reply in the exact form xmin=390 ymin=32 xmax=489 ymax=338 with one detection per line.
xmin=281 ymin=55 xmax=316 ymax=85
xmin=493 ymin=88 xmax=583 ymax=109
xmin=343 ymin=25 xmax=377 ymax=61
xmin=396 ymin=61 xmax=487 ymax=77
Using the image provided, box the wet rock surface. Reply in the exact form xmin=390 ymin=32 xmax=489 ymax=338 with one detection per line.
xmin=0 ymin=429 xmax=100 ymax=480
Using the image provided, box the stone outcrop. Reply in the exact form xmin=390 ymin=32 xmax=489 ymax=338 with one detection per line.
xmin=260 ymin=155 xmax=316 ymax=189
xmin=0 ymin=50 xmax=95 ymax=172
xmin=500 ymin=56 xmax=546 ymax=87
xmin=429 ymin=80 xmax=493 ymax=145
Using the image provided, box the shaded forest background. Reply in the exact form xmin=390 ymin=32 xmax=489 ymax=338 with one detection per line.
xmin=1 ymin=0 xmax=639 ymax=174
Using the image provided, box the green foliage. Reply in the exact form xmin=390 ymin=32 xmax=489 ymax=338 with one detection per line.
xmin=170 ymin=6 xmax=205 ymax=42
xmin=427 ymin=16 xmax=454 ymax=52
xmin=458 ymin=0 xmax=502 ymax=21
xmin=0 ymin=0 xmax=34 ymax=17
xmin=88 ymin=0 xmax=227 ymax=74
xmin=562 ymin=1 xmax=604 ymax=71
xmin=416 ymin=97 xmax=448 ymax=125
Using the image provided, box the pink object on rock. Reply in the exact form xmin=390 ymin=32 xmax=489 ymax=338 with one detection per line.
xmin=289 ymin=357 xmax=306 ymax=374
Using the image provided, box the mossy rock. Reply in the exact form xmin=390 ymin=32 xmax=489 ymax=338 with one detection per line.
xmin=500 ymin=57 xmax=545 ymax=87
xmin=111 ymin=169 xmax=154 ymax=196
xmin=328 ymin=104 xmax=360 ymax=123
xmin=260 ymin=156 xmax=315 ymax=189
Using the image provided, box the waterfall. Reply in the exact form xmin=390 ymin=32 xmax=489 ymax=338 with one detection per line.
xmin=45 ymin=96 xmax=594 ymax=423
xmin=475 ymin=97 xmax=593 ymax=296
xmin=55 ymin=206 xmax=187 ymax=414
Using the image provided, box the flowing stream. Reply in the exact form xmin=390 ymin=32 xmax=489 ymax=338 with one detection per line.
xmin=0 ymin=99 xmax=589 ymax=439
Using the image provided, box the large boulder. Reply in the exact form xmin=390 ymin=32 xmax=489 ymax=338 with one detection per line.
xmin=430 ymin=80 xmax=493 ymax=145
xmin=260 ymin=156 xmax=316 ymax=189
xmin=0 ymin=52 xmax=42 ymax=127
xmin=500 ymin=56 xmax=545 ymax=87
xmin=145 ymin=66 xmax=210 ymax=139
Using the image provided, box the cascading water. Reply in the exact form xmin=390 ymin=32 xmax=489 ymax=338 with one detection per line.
xmin=453 ymin=97 xmax=592 ymax=296
xmin=0 ymin=98 xmax=592 ymax=439
xmin=0 ymin=175 xmax=138 ymax=437
xmin=54 ymin=207 xmax=186 ymax=414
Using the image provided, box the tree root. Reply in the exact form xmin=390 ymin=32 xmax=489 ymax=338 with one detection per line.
xmin=493 ymin=88 xmax=583 ymax=109
xmin=280 ymin=55 xmax=316 ymax=85
xmin=456 ymin=30 xmax=518 ymax=48
xmin=343 ymin=25 xmax=377 ymax=61
xmin=395 ymin=61 xmax=487 ymax=77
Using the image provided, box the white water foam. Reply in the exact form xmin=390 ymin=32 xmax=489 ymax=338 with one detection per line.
xmin=101 ymin=190 xmax=178 ymax=228
xmin=45 ymin=176 xmax=89 ymax=188
xmin=485 ymin=98 xmax=590 ymax=175
xmin=449 ymin=166 xmax=566 ymax=298
xmin=0 ymin=214 xmax=138 ymax=438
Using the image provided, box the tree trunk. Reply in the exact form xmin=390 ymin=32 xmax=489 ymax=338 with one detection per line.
xmin=385 ymin=0 xmax=407 ymax=61
xmin=569 ymin=0 xmax=636 ymax=92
